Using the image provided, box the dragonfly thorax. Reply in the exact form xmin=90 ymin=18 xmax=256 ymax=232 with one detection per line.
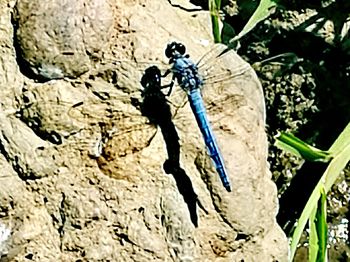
xmin=171 ymin=56 xmax=203 ymax=92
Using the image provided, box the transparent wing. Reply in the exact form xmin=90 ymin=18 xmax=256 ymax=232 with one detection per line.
xmin=0 ymin=93 xmax=246 ymax=182
xmin=67 ymin=100 xmax=155 ymax=134
xmin=71 ymin=103 xmax=158 ymax=161
xmin=196 ymin=44 xmax=251 ymax=87
xmin=10 ymin=94 xmax=158 ymax=160
xmin=89 ymin=57 xmax=193 ymax=116
xmin=84 ymin=54 xmax=170 ymax=101
xmin=93 ymin=44 xmax=250 ymax=130
xmin=97 ymin=44 xmax=251 ymax=93
xmin=196 ymin=44 xmax=231 ymax=69
xmin=90 ymin=50 xmax=189 ymax=110
xmin=94 ymin=56 xmax=168 ymax=83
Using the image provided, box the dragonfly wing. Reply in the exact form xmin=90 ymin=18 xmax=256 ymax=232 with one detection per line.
xmin=195 ymin=44 xmax=263 ymax=123
xmin=197 ymin=44 xmax=252 ymax=88
xmin=164 ymin=88 xmax=188 ymax=118
xmin=94 ymin=56 xmax=169 ymax=91
xmin=16 ymin=99 xmax=87 ymax=145
xmin=67 ymin=98 xmax=156 ymax=132
xmin=14 ymin=92 xmax=158 ymax=160
xmin=65 ymin=100 xmax=158 ymax=161
xmin=91 ymin=54 xmax=185 ymax=115
xmin=195 ymin=43 xmax=230 ymax=69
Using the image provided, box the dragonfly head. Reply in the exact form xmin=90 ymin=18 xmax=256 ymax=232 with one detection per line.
xmin=165 ymin=42 xmax=186 ymax=60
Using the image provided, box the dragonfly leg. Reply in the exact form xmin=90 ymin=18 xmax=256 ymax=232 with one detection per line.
xmin=162 ymin=69 xmax=172 ymax=78
xmin=161 ymin=74 xmax=176 ymax=96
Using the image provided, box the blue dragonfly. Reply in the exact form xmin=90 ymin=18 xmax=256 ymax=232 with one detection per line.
xmin=158 ymin=42 xmax=245 ymax=192
xmin=131 ymin=41 xmax=252 ymax=192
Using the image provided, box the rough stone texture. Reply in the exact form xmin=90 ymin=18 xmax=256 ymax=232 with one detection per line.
xmin=13 ymin=0 xmax=114 ymax=79
xmin=0 ymin=0 xmax=288 ymax=261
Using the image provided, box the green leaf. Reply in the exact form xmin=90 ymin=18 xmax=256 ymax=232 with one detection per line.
xmin=308 ymin=186 xmax=328 ymax=262
xmin=329 ymin=122 xmax=350 ymax=154
xmin=289 ymin=122 xmax=350 ymax=260
xmin=229 ymin=0 xmax=277 ymax=43
xmin=315 ymin=187 xmax=327 ymax=262
xmin=274 ymin=132 xmax=332 ymax=162
xmin=309 ymin=204 xmax=318 ymax=262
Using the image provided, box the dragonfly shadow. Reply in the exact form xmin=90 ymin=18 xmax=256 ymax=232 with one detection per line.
xmin=163 ymin=160 xmax=200 ymax=227
xmin=138 ymin=66 xmax=202 ymax=227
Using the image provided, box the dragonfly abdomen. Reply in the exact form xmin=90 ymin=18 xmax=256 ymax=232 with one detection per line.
xmin=188 ymin=89 xmax=231 ymax=192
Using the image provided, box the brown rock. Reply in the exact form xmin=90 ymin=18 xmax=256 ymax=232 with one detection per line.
xmin=0 ymin=0 xmax=288 ymax=261
xmin=13 ymin=0 xmax=114 ymax=80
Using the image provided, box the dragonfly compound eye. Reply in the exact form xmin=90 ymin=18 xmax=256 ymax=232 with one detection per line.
xmin=165 ymin=42 xmax=186 ymax=58
xmin=176 ymin=42 xmax=186 ymax=55
xmin=165 ymin=42 xmax=176 ymax=58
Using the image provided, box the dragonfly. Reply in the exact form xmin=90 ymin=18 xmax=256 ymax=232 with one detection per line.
xmin=159 ymin=41 xmax=239 ymax=192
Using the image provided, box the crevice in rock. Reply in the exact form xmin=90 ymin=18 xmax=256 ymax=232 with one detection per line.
xmin=235 ymin=233 xmax=250 ymax=241
xmin=57 ymin=193 xmax=66 ymax=251
xmin=167 ymin=0 xmax=203 ymax=12
xmin=0 ymin=140 xmax=29 ymax=180
xmin=10 ymin=10 xmax=50 ymax=83
xmin=17 ymin=110 xmax=63 ymax=145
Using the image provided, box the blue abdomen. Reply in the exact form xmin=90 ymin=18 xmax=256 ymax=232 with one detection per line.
xmin=188 ymin=89 xmax=231 ymax=192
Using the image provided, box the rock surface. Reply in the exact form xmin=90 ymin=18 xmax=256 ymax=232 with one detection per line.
xmin=0 ymin=0 xmax=288 ymax=261
xmin=13 ymin=0 xmax=114 ymax=79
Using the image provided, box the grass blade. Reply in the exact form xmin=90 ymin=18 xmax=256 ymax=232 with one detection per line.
xmin=315 ymin=187 xmax=327 ymax=262
xmin=289 ymin=123 xmax=350 ymax=260
xmin=209 ymin=0 xmax=222 ymax=43
xmin=309 ymin=203 xmax=318 ymax=262
xmin=274 ymin=132 xmax=332 ymax=162
xmin=229 ymin=0 xmax=277 ymax=43
xmin=329 ymin=122 xmax=350 ymax=154
xmin=308 ymin=186 xmax=328 ymax=262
